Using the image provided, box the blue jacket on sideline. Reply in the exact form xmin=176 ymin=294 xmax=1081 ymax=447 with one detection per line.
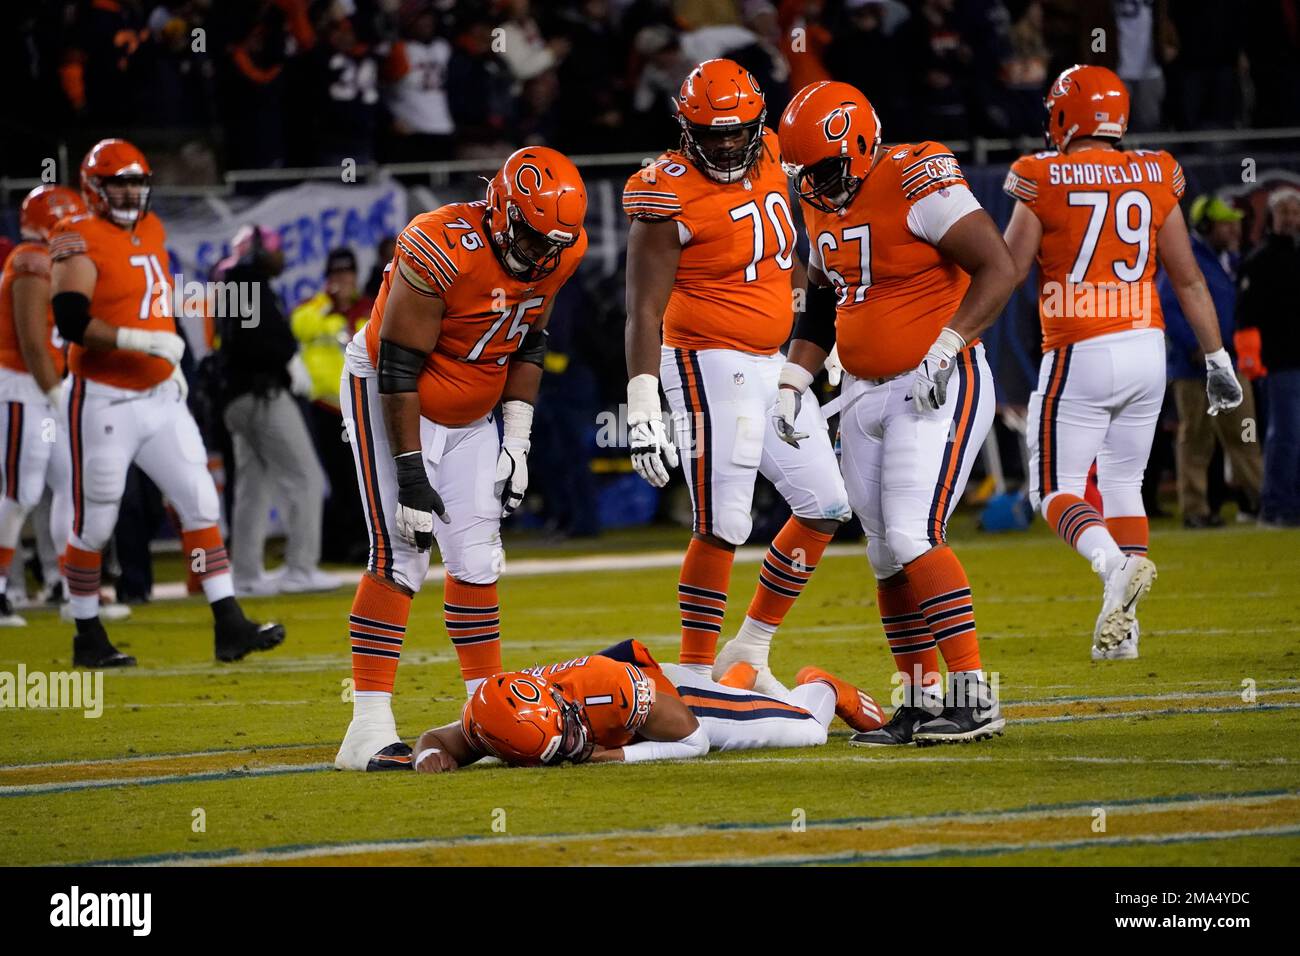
xmin=1158 ymin=233 xmax=1238 ymax=381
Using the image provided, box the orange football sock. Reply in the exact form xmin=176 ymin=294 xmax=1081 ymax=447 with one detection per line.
xmin=744 ymin=518 xmax=832 ymax=626
xmin=678 ymin=536 xmax=734 ymax=665
xmin=63 ymin=543 xmax=102 ymax=600
xmin=905 ymin=545 xmax=982 ymax=674
xmin=349 ymin=573 xmax=412 ymax=693
xmin=181 ymin=525 xmax=233 ymax=603
xmin=1106 ymin=515 xmax=1149 ymax=557
xmin=1045 ymin=493 xmax=1123 ymax=573
xmin=877 ymin=572 xmax=941 ymax=695
xmin=444 ymin=576 xmax=502 ymax=683
xmin=0 ymin=546 xmax=14 ymax=585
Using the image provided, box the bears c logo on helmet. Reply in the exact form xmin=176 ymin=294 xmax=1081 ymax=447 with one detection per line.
xmin=514 ymin=163 xmax=543 ymax=196
xmin=823 ymin=106 xmax=855 ymax=142
xmin=1050 ymin=74 xmax=1073 ymax=99
xmin=508 ymin=678 xmax=543 ymax=703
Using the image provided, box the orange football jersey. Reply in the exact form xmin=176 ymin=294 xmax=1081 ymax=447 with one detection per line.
xmin=804 ymin=142 xmax=974 ymax=380
xmin=365 ymin=200 xmax=587 ymax=427
xmin=1004 ymin=146 xmax=1184 ymax=350
xmin=516 ymin=654 xmax=655 ymax=750
xmin=623 ymin=128 xmax=797 ymax=354
xmin=49 ymin=212 xmax=176 ymax=390
xmin=0 ymin=241 xmax=65 ymax=377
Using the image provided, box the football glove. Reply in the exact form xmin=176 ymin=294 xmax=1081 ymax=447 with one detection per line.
xmin=393 ymin=450 xmax=448 ymax=552
xmin=772 ymin=362 xmax=813 ymax=448
xmin=287 ymin=353 xmax=313 ymax=398
xmin=494 ymin=399 xmax=533 ymax=518
xmin=627 ymin=373 xmax=678 ymax=488
xmin=911 ymin=326 xmax=967 ymax=411
xmin=169 ymin=363 xmax=188 ymax=403
xmin=117 ymin=328 xmax=186 ymax=366
xmin=1204 ymin=348 xmax=1244 ymax=416
xmin=824 ymin=344 xmax=843 ymax=387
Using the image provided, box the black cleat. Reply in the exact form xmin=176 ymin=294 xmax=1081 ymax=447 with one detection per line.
xmin=72 ymin=618 xmax=136 ymax=668
xmin=848 ymin=705 xmax=934 ymax=747
xmin=215 ymin=619 xmax=286 ymax=662
xmin=912 ymin=702 xmax=1006 ymax=746
xmin=367 ymin=742 xmax=414 ymax=771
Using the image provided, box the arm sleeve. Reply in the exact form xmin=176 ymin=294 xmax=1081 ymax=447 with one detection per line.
xmin=905 ymin=183 xmax=984 ymax=246
xmin=620 ymin=725 xmax=710 ymax=763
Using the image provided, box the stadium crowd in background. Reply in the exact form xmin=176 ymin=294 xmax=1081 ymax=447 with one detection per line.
xmin=6 ymin=1 xmax=1300 ymax=180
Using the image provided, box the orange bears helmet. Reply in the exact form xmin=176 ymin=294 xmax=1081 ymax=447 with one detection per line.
xmin=485 ymin=146 xmax=587 ymax=282
xmin=20 ymin=185 xmax=86 ymax=241
xmin=461 ymin=673 xmax=595 ymax=767
xmin=1043 ymin=65 xmax=1129 ymax=152
xmin=779 ymin=81 xmax=881 ymax=214
xmin=80 ymin=138 xmax=153 ymax=229
xmin=676 ymin=58 xmax=767 ymax=183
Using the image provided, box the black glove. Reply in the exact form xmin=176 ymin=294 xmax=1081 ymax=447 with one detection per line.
xmin=394 ymin=451 xmax=447 ymax=552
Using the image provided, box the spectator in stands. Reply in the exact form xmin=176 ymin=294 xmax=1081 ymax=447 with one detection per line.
xmin=60 ymin=0 xmax=153 ymax=126
xmin=445 ymin=12 xmax=515 ymax=156
xmin=1238 ymin=188 xmax=1300 ymax=527
xmin=898 ymin=0 xmax=973 ymax=142
xmin=1165 ymin=0 xmax=1243 ymax=132
xmin=1244 ymin=0 xmax=1300 ymax=128
xmin=1113 ymin=0 xmax=1176 ymax=132
xmin=629 ymin=24 xmax=692 ymax=147
xmin=382 ymin=1 xmax=455 ymax=163
xmin=1159 ymin=196 xmax=1262 ymax=527
xmin=496 ymin=0 xmax=569 ymax=87
xmin=220 ymin=12 xmax=293 ymax=169
xmin=290 ymin=248 xmax=372 ymax=563
xmin=548 ymin=0 xmax=627 ymax=154
xmin=825 ymin=2 xmax=907 ymax=135
xmin=307 ymin=8 xmax=381 ymax=165
xmin=995 ymin=0 xmax=1049 ymax=136
xmin=220 ymin=225 xmax=337 ymax=595
xmin=778 ymin=0 xmax=833 ymax=93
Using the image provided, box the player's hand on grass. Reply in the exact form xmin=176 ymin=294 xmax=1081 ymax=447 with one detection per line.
xmin=912 ymin=327 xmax=966 ymax=411
xmin=117 ymin=328 xmax=186 ymax=366
xmin=1204 ymin=348 xmax=1244 ymax=416
xmin=413 ymin=746 xmax=458 ymax=774
xmin=627 ymin=373 xmax=678 ymax=488
xmin=394 ymin=450 xmax=448 ymax=552
xmin=772 ymin=362 xmax=813 ymax=448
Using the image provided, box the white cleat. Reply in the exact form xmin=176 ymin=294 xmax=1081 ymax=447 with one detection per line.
xmin=278 ymin=567 xmax=344 ymax=594
xmin=1094 ymin=556 xmax=1156 ymax=651
xmin=234 ymin=574 xmax=282 ymax=598
xmin=0 ymin=595 xmax=26 ymax=627
xmin=1093 ymin=620 xmax=1140 ymax=661
xmin=712 ymin=636 xmax=791 ymax=698
xmin=335 ymin=712 xmax=408 ymax=771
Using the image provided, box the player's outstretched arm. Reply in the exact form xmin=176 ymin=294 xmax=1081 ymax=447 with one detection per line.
xmin=589 ymin=692 xmax=709 ymax=764
xmin=412 ymin=722 xmax=482 ymax=774
xmin=378 ymin=264 xmax=450 ymax=549
xmin=624 ymin=218 xmax=682 ymax=487
xmin=1002 ymin=201 xmax=1043 ymax=287
xmin=1157 ymin=205 xmax=1242 ymax=415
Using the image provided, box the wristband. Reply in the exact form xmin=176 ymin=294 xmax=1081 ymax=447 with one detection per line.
xmin=778 ymin=362 xmax=814 ymax=393
xmin=627 ymin=373 xmax=661 ymax=423
xmin=1204 ymin=347 xmax=1231 ymax=370
xmin=414 ymin=747 xmax=441 ymax=768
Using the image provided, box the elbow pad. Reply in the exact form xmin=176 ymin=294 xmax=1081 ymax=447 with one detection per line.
xmin=511 ymin=328 xmax=548 ymax=368
xmin=377 ymin=339 xmax=427 ymax=394
xmin=53 ymin=292 xmax=92 ymax=345
xmin=793 ymin=284 xmax=838 ymax=353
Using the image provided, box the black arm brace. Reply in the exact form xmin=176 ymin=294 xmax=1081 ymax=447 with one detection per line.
xmin=792 ymin=283 xmax=837 ymax=353
xmin=377 ymin=339 xmax=427 ymax=394
xmin=512 ymin=328 xmax=548 ymax=368
xmin=53 ymin=292 xmax=92 ymax=345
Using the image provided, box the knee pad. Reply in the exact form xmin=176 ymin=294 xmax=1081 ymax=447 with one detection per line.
xmin=84 ymin=455 xmax=128 ymax=504
xmin=885 ymin=525 xmax=928 ymax=569
xmin=867 ymin=537 xmax=903 ymax=580
xmin=443 ymin=533 xmax=504 ymax=585
xmin=709 ymin=504 xmax=753 ymax=548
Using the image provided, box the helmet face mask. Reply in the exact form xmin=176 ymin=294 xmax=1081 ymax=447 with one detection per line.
xmin=96 ymin=173 xmax=152 ymax=227
xmin=680 ymin=114 xmax=766 ymax=183
xmin=547 ymin=687 xmax=594 ymax=766
xmin=492 ymin=204 xmax=574 ymax=283
xmin=484 ymin=146 xmax=587 ymax=283
xmin=794 ymin=155 xmax=863 ymax=214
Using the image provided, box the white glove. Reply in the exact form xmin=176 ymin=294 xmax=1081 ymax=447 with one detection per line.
xmin=1204 ymin=348 xmax=1244 ymax=416
xmin=494 ymin=399 xmax=533 ymax=518
xmin=169 ymin=363 xmax=188 ymax=402
xmin=287 ymin=352 xmax=313 ymax=398
xmin=627 ymin=373 xmax=678 ymax=488
xmin=772 ymin=362 xmax=813 ymax=447
xmin=45 ymin=382 xmax=64 ymax=413
xmin=824 ymin=344 xmax=843 ymax=387
xmin=911 ymin=327 xmax=967 ymax=411
xmin=117 ymin=328 xmax=186 ymax=366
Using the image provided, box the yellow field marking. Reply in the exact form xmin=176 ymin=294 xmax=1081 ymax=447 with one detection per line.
xmin=181 ymin=791 xmax=1300 ymax=867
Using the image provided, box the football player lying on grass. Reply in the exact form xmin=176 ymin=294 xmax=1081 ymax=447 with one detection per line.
xmin=411 ymin=639 xmax=885 ymax=771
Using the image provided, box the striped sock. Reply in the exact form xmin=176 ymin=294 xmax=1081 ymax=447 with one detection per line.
xmin=744 ymin=518 xmax=832 ymax=628
xmin=181 ymin=526 xmax=234 ymax=603
xmin=444 ymin=576 xmax=502 ymax=690
xmin=877 ymin=572 xmax=941 ymax=699
xmin=678 ymin=536 xmax=734 ymax=666
xmin=1044 ymin=493 xmax=1124 ymax=577
xmin=1106 ymin=516 xmax=1149 ymax=558
xmin=905 ymin=545 xmax=982 ymax=674
xmin=349 ymin=574 xmax=411 ymax=694
xmin=63 ymin=542 xmax=102 ymax=620
xmin=0 ymin=545 xmax=13 ymax=594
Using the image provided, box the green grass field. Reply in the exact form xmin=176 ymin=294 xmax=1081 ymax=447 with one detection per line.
xmin=2 ymin=516 xmax=1299 ymax=867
